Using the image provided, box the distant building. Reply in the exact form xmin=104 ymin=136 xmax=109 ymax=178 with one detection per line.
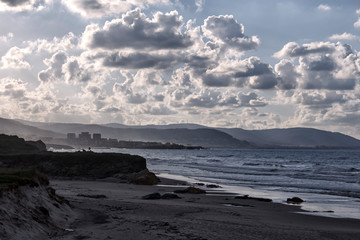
xmin=93 ymin=133 xmax=101 ymax=146
xmin=79 ymin=132 xmax=91 ymax=144
xmin=93 ymin=133 xmax=101 ymax=141
xmin=67 ymin=133 xmax=76 ymax=140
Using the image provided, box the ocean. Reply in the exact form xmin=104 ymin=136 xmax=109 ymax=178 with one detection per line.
xmin=55 ymin=148 xmax=360 ymax=219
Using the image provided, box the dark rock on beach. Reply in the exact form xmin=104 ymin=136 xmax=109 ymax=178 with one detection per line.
xmin=206 ymin=184 xmax=221 ymax=188
xmin=129 ymin=169 xmax=159 ymax=185
xmin=142 ymin=192 xmax=162 ymax=200
xmin=286 ymin=197 xmax=304 ymax=204
xmin=174 ymin=187 xmax=206 ymax=194
xmin=235 ymin=195 xmax=272 ymax=202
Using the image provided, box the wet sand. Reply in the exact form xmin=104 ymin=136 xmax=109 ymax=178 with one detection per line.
xmin=50 ymin=178 xmax=360 ymax=240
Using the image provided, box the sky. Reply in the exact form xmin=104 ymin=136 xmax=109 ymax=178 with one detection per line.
xmin=1 ymin=0 xmax=360 ymax=138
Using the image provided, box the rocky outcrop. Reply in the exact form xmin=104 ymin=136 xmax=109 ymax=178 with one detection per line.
xmin=0 ymin=134 xmax=46 ymax=154
xmin=129 ymin=169 xmax=159 ymax=185
xmin=0 ymin=152 xmax=147 ymax=179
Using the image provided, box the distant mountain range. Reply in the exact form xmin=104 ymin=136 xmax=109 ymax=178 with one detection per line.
xmin=3 ymin=117 xmax=360 ymax=149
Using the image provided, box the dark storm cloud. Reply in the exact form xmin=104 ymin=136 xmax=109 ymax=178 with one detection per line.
xmin=84 ymin=9 xmax=192 ymax=50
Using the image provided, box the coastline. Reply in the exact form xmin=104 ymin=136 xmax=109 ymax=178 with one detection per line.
xmin=49 ymin=176 xmax=360 ymax=240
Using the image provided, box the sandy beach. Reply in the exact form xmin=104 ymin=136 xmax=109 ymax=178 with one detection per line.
xmin=49 ymin=177 xmax=360 ymax=240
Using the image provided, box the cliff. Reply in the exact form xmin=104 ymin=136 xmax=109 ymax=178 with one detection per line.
xmin=0 ymin=168 xmax=74 ymax=239
xmin=0 ymin=152 xmax=147 ymax=179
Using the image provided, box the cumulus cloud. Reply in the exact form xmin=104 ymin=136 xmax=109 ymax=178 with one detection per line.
xmin=0 ymin=47 xmax=31 ymax=69
xmin=0 ymin=77 xmax=27 ymax=99
xmin=317 ymin=4 xmax=331 ymax=11
xmin=38 ymin=51 xmax=67 ymax=82
xmin=27 ymin=32 xmax=78 ymax=53
xmin=0 ymin=0 xmax=51 ymax=12
xmin=102 ymin=52 xmax=179 ymax=69
xmin=274 ymin=42 xmax=360 ymax=90
xmin=82 ymin=9 xmax=192 ymax=51
xmin=202 ymin=14 xmax=260 ymax=52
xmin=62 ymin=0 xmax=171 ymax=18
xmin=38 ymin=51 xmax=96 ymax=83
xmin=180 ymin=89 xmax=267 ymax=109
xmin=329 ymin=32 xmax=359 ymax=41
xmin=273 ymin=41 xmax=334 ymax=58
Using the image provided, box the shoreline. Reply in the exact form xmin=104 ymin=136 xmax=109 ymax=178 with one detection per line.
xmin=49 ymin=176 xmax=360 ymax=240
xmin=155 ymin=172 xmax=360 ymax=220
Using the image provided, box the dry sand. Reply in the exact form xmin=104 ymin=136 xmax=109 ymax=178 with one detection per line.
xmin=50 ymin=178 xmax=360 ymax=240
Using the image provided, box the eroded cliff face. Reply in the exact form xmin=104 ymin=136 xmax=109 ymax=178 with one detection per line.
xmin=0 ymin=169 xmax=75 ymax=239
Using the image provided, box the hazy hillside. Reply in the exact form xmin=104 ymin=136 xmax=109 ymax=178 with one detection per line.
xmin=15 ymin=121 xmax=249 ymax=148
xmin=219 ymin=127 xmax=360 ymax=148
xmin=0 ymin=118 xmax=64 ymax=140
xmin=8 ymin=118 xmax=360 ymax=148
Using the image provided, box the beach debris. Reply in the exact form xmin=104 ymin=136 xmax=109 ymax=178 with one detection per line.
xmin=206 ymin=184 xmax=221 ymax=188
xmin=129 ymin=169 xmax=159 ymax=185
xmin=161 ymin=193 xmax=181 ymax=199
xmin=174 ymin=187 xmax=206 ymax=194
xmin=77 ymin=194 xmax=107 ymax=199
xmin=142 ymin=192 xmax=162 ymax=200
xmin=234 ymin=195 xmax=272 ymax=202
xmin=286 ymin=197 xmax=304 ymax=204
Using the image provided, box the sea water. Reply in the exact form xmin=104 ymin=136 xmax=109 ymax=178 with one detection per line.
xmin=56 ymin=148 xmax=360 ymax=219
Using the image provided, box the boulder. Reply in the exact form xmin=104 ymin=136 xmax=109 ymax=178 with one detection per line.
xmin=130 ymin=169 xmax=159 ymax=185
xmin=142 ymin=193 xmax=161 ymax=200
xmin=174 ymin=187 xmax=206 ymax=194
xmin=286 ymin=197 xmax=304 ymax=204
xmin=206 ymin=184 xmax=221 ymax=188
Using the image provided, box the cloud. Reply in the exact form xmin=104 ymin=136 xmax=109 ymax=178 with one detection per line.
xmin=290 ymin=90 xmax=346 ymax=109
xmin=273 ymin=42 xmax=334 ymax=58
xmin=141 ymin=104 xmax=176 ymax=115
xmin=0 ymin=47 xmax=31 ymax=69
xmin=38 ymin=51 xmax=96 ymax=83
xmin=0 ymin=77 xmax=27 ymax=99
xmin=102 ymin=52 xmax=179 ymax=69
xmin=182 ymin=89 xmax=267 ymax=108
xmin=0 ymin=32 xmax=14 ymax=42
xmin=202 ymin=14 xmax=260 ymax=52
xmin=38 ymin=51 xmax=67 ymax=82
xmin=198 ymin=57 xmax=278 ymax=89
xmin=62 ymin=0 xmax=171 ymax=18
xmin=27 ymin=32 xmax=78 ymax=53
xmin=317 ymin=4 xmax=331 ymax=11
xmin=329 ymin=32 xmax=359 ymax=41
xmin=195 ymin=0 xmax=205 ymax=13
xmin=82 ymin=9 xmax=192 ymax=50
xmin=274 ymin=42 xmax=360 ymax=90
xmin=0 ymin=0 xmax=51 ymax=12
xmin=355 ymin=9 xmax=360 ymax=28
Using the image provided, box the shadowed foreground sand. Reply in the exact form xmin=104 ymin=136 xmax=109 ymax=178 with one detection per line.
xmin=51 ymin=178 xmax=360 ymax=240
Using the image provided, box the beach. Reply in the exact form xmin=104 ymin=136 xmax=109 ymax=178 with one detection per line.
xmin=50 ymin=177 xmax=360 ymax=240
